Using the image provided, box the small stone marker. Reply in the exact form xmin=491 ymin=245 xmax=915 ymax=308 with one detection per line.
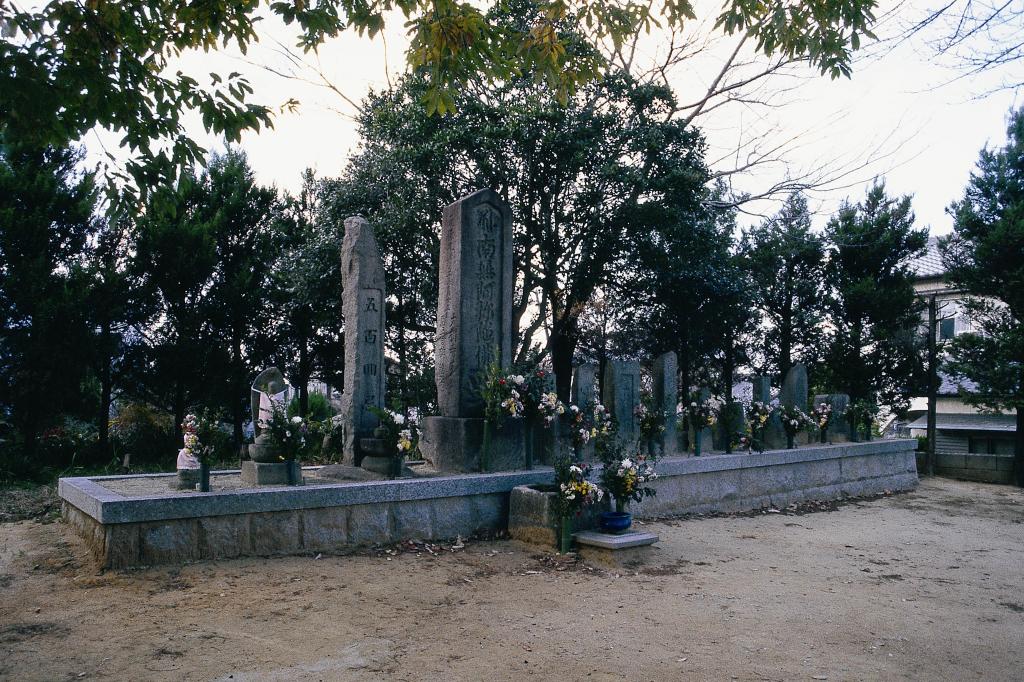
xmin=571 ymin=363 xmax=597 ymax=407
xmin=603 ymin=360 xmax=641 ymax=448
xmin=570 ymin=364 xmax=598 ymax=460
xmin=434 ymin=188 xmax=514 ymax=419
xmin=751 ymin=374 xmax=786 ymax=450
xmin=653 ymin=352 xmax=678 ymax=455
xmin=340 ymin=216 xmax=386 ymax=466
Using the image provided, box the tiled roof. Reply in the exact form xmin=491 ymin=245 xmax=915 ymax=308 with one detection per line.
xmin=906 ymin=412 xmax=1017 ymax=432
xmin=910 ymin=237 xmax=946 ymax=279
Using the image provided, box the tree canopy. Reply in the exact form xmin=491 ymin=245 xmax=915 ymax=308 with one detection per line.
xmin=1 ymin=0 xmax=877 ymax=208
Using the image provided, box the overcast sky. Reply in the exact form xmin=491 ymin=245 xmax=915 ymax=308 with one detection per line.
xmin=88 ymin=0 xmax=1021 ymax=235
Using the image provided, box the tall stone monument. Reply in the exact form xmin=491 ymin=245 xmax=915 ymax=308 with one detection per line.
xmin=420 ymin=189 xmax=524 ymax=472
xmin=653 ymin=352 xmax=678 ymax=455
xmin=603 ymin=360 xmax=641 ymax=449
xmin=340 ymin=217 xmax=386 ymax=466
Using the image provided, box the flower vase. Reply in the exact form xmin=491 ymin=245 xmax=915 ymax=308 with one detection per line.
xmin=559 ymin=515 xmax=573 ymax=553
xmin=820 ymin=428 xmax=828 ymax=444
xmin=285 ymin=459 xmax=302 ymax=485
xmin=600 ymin=504 xmax=632 ymax=533
xmin=646 ymin=438 xmax=657 ymax=457
xmin=199 ymin=463 xmax=211 ymax=492
xmin=480 ymin=421 xmax=492 ymax=473
xmin=524 ymin=419 xmax=534 ymax=470
xmin=786 ymin=433 xmax=796 ymax=449
xmin=390 ymin=454 xmax=403 ymax=479
xmin=694 ymin=430 xmax=703 ymax=457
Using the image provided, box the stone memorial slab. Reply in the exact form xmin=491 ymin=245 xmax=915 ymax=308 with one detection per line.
xmin=434 ymin=188 xmax=513 ymax=418
xmin=421 ymin=190 xmax=523 ymax=472
xmin=569 ymin=363 xmax=598 ymax=461
xmin=751 ymin=375 xmax=786 ymax=450
xmin=781 ymin=363 xmax=809 ymax=410
xmin=339 ymin=216 xmax=386 ymax=466
xmin=653 ymin=352 xmax=678 ymax=455
xmin=603 ymin=360 xmax=641 ymax=449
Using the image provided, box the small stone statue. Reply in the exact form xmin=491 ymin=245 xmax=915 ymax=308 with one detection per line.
xmin=249 ymin=367 xmax=292 ymax=463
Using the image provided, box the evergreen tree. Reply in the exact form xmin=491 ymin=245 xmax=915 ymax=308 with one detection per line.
xmin=739 ymin=192 xmax=826 ymax=382
xmin=941 ymin=108 xmax=1024 ymax=486
xmin=822 ymin=181 xmax=928 ymax=422
xmin=268 ymin=170 xmax=344 ymax=416
xmin=0 ymin=143 xmax=98 ymax=459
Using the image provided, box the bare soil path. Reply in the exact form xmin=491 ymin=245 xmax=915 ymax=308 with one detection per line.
xmin=1 ymin=477 xmax=1021 ymax=681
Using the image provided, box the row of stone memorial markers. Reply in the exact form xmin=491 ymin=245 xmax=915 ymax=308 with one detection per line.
xmin=213 ymin=190 xmax=860 ymax=489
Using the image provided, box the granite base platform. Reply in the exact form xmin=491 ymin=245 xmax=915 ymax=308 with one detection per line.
xmin=59 ymin=440 xmax=917 ymax=569
xmin=573 ymin=530 xmax=659 ymax=568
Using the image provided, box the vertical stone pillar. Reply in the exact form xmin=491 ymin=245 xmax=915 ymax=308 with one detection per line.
xmin=421 ymin=189 xmax=523 ymax=472
xmin=653 ymin=352 xmax=678 ymax=456
xmin=603 ymin=360 xmax=641 ymax=450
xmin=340 ymin=217 xmax=386 ymax=466
xmin=434 ymin=188 xmax=514 ymax=418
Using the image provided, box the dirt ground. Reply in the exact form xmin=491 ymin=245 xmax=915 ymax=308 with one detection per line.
xmin=0 ymin=477 xmax=1021 ymax=682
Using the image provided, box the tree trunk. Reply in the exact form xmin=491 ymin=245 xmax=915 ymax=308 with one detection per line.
xmin=298 ymin=339 xmax=310 ymax=417
xmin=231 ymin=331 xmax=245 ymax=454
xmin=550 ymin=328 xmax=577 ymax=403
xmin=780 ymin=264 xmax=794 ymax=379
xmin=98 ymin=322 xmax=113 ymax=460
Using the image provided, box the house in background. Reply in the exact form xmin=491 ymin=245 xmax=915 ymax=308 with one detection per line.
xmin=904 ymin=237 xmax=1016 ymax=483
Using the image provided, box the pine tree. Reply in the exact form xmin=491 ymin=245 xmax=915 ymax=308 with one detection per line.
xmin=822 ymin=181 xmax=928 ymax=423
xmin=941 ymin=108 xmax=1024 ymax=486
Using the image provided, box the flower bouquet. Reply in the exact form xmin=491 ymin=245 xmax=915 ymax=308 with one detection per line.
xmin=598 ymin=443 xmax=658 ymax=532
xmin=553 ymin=457 xmax=604 ymax=552
xmin=747 ymin=400 xmax=773 ymax=452
xmin=681 ymin=394 xmax=722 ymax=456
xmin=259 ymin=401 xmax=310 ymax=484
xmin=180 ymin=412 xmax=218 ymax=491
xmin=810 ymin=402 xmax=833 ymax=444
xmin=779 ymin=404 xmax=811 ymax=449
xmin=634 ymin=394 xmax=666 ymax=454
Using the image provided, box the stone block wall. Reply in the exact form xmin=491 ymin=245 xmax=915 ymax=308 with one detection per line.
xmin=61 ymin=440 xmax=919 ymax=569
xmin=916 ymin=451 xmax=1016 ymax=485
xmin=64 ymin=493 xmax=508 ymax=569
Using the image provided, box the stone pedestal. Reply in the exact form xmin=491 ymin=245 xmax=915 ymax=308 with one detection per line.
xmin=420 ymin=416 xmax=526 ymax=472
xmin=169 ymin=469 xmax=200 ymax=490
xmin=508 ymin=485 xmax=607 ymax=548
xmin=241 ymin=461 xmax=304 ymax=486
xmin=573 ymin=530 xmax=659 ymax=568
